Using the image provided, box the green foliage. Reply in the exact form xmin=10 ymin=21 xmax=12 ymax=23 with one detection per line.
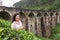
xmin=0 ymin=19 xmax=41 ymax=40
xmin=0 ymin=19 xmax=11 ymax=28
xmin=50 ymin=24 xmax=60 ymax=40
xmin=0 ymin=28 xmax=34 ymax=40
xmin=0 ymin=19 xmax=60 ymax=40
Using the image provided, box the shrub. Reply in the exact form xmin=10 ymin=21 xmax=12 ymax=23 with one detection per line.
xmin=0 ymin=19 xmax=41 ymax=40
xmin=1 ymin=19 xmax=60 ymax=40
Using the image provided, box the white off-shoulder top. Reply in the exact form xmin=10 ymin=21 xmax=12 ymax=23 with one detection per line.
xmin=11 ymin=20 xmax=22 ymax=29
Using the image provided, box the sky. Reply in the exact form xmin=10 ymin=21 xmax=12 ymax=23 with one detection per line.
xmin=1 ymin=0 xmax=21 ymax=7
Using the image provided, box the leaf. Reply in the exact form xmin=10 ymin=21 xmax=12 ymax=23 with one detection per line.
xmin=3 ymin=37 xmax=9 ymax=40
xmin=0 ymin=28 xmax=4 ymax=32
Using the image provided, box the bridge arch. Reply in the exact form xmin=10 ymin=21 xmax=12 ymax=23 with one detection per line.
xmin=0 ymin=9 xmax=12 ymax=17
xmin=50 ymin=12 xmax=53 ymax=16
xmin=19 ymin=11 xmax=26 ymax=18
xmin=0 ymin=10 xmax=11 ymax=20
xmin=37 ymin=12 xmax=42 ymax=17
xmin=28 ymin=12 xmax=34 ymax=17
xmin=44 ymin=13 xmax=48 ymax=16
xmin=56 ymin=12 xmax=59 ymax=15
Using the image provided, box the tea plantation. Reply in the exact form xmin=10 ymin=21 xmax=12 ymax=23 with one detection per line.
xmin=0 ymin=19 xmax=60 ymax=40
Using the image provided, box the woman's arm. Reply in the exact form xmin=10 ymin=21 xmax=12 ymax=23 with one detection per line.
xmin=19 ymin=21 xmax=25 ymax=30
xmin=19 ymin=26 xmax=25 ymax=30
xmin=11 ymin=23 xmax=16 ymax=30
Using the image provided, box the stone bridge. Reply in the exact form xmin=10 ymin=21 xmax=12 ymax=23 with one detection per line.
xmin=0 ymin=6 xmax=60 ymax=38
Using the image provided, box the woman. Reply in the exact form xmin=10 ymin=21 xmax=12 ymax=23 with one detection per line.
xmin=11 ymin=13 xmax=24 ymax=30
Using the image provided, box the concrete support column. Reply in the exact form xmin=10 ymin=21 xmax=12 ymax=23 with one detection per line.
xmin=25 ymin=17 xmax=28 ymax=30
xmin=37 ymin=17 xmax=42 ymax=37
xmin=59 ymin=12 xmax=60 ymax=23
xmin=53 ymin=13 xmax=56 ymax=25
xmin=52 ymin=13 xmax=56 ymax=26
xmin=28 ymin=17 xmax=35 ymax=34
xmin=45 ymin=15 xmax=51 ymax=38
xmin=52 ymin=14 xmax=55 ymax=26
xmin=50 ymin=13 xmax=55 ymax=27
xmin=41 ymin=15 xmax=46 ymax=37
xmin=57 ymin=15 xmax=59 ymax=23
xmin=35 ymin=17 xmax=37 ymax=35
xmin=47 ymin=13 xmax=51 ymax=27
xmin=56 ymin=13 xmax=60 ymax=23
xmin=25 ymin=12 xmax=30 ymax=30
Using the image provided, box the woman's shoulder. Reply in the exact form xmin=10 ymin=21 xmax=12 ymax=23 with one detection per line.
xmin=11 ymin=22 xmax=15 ymax=25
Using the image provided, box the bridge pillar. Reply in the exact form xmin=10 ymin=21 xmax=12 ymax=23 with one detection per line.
xmin=50 ymin=12 xmax=55 ymax=27
xmin=25 ymin=12 xmax=30 ymax=30
xmin=25 ymin=17 xmax=28 ymax=30
xmin=36 ymin=16 xmax=42 ymax=37
xmin=44 ymin=13 xmax=51 ymax=38
xmin=28 ymin=17 xmax=35 ymax=34
xmin=59 ymin=12 xmax=60 ymax=23
xmin=28 ymin=12 xmax=35 ymax=34
xmin=56 ymin=12 xmax=60 ymax=23
xmin=40 ymin=13 xmax=46 ymax=37
xmin=58 ymin=12 xmax=60 ymax=23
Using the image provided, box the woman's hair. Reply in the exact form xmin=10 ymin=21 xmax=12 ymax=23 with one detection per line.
xmin=12 ymin=13 xmax=20 ymax=22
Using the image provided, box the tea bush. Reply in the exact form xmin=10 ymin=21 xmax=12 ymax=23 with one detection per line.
xmin=0 ymin=19 xmax=60 ymax=40
xmin=50 ymin=24 xmax=60 ymax=40
xmin=0 ymin=19 xmax=41 ymax=40
xmin=0 ymin=28 xmax=34 ymax=40
xmin=0 ymin=19 xmax=11 ymax=28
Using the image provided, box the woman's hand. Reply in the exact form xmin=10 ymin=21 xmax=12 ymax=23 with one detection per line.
xmin=20 ymin=26 xmax=25 ymax=29
xmin=17 ymin=26 xmax=25 ymax=30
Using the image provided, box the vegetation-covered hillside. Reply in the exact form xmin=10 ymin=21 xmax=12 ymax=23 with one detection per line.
xmin=13 ymin=0 xmax=60 ymax=10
